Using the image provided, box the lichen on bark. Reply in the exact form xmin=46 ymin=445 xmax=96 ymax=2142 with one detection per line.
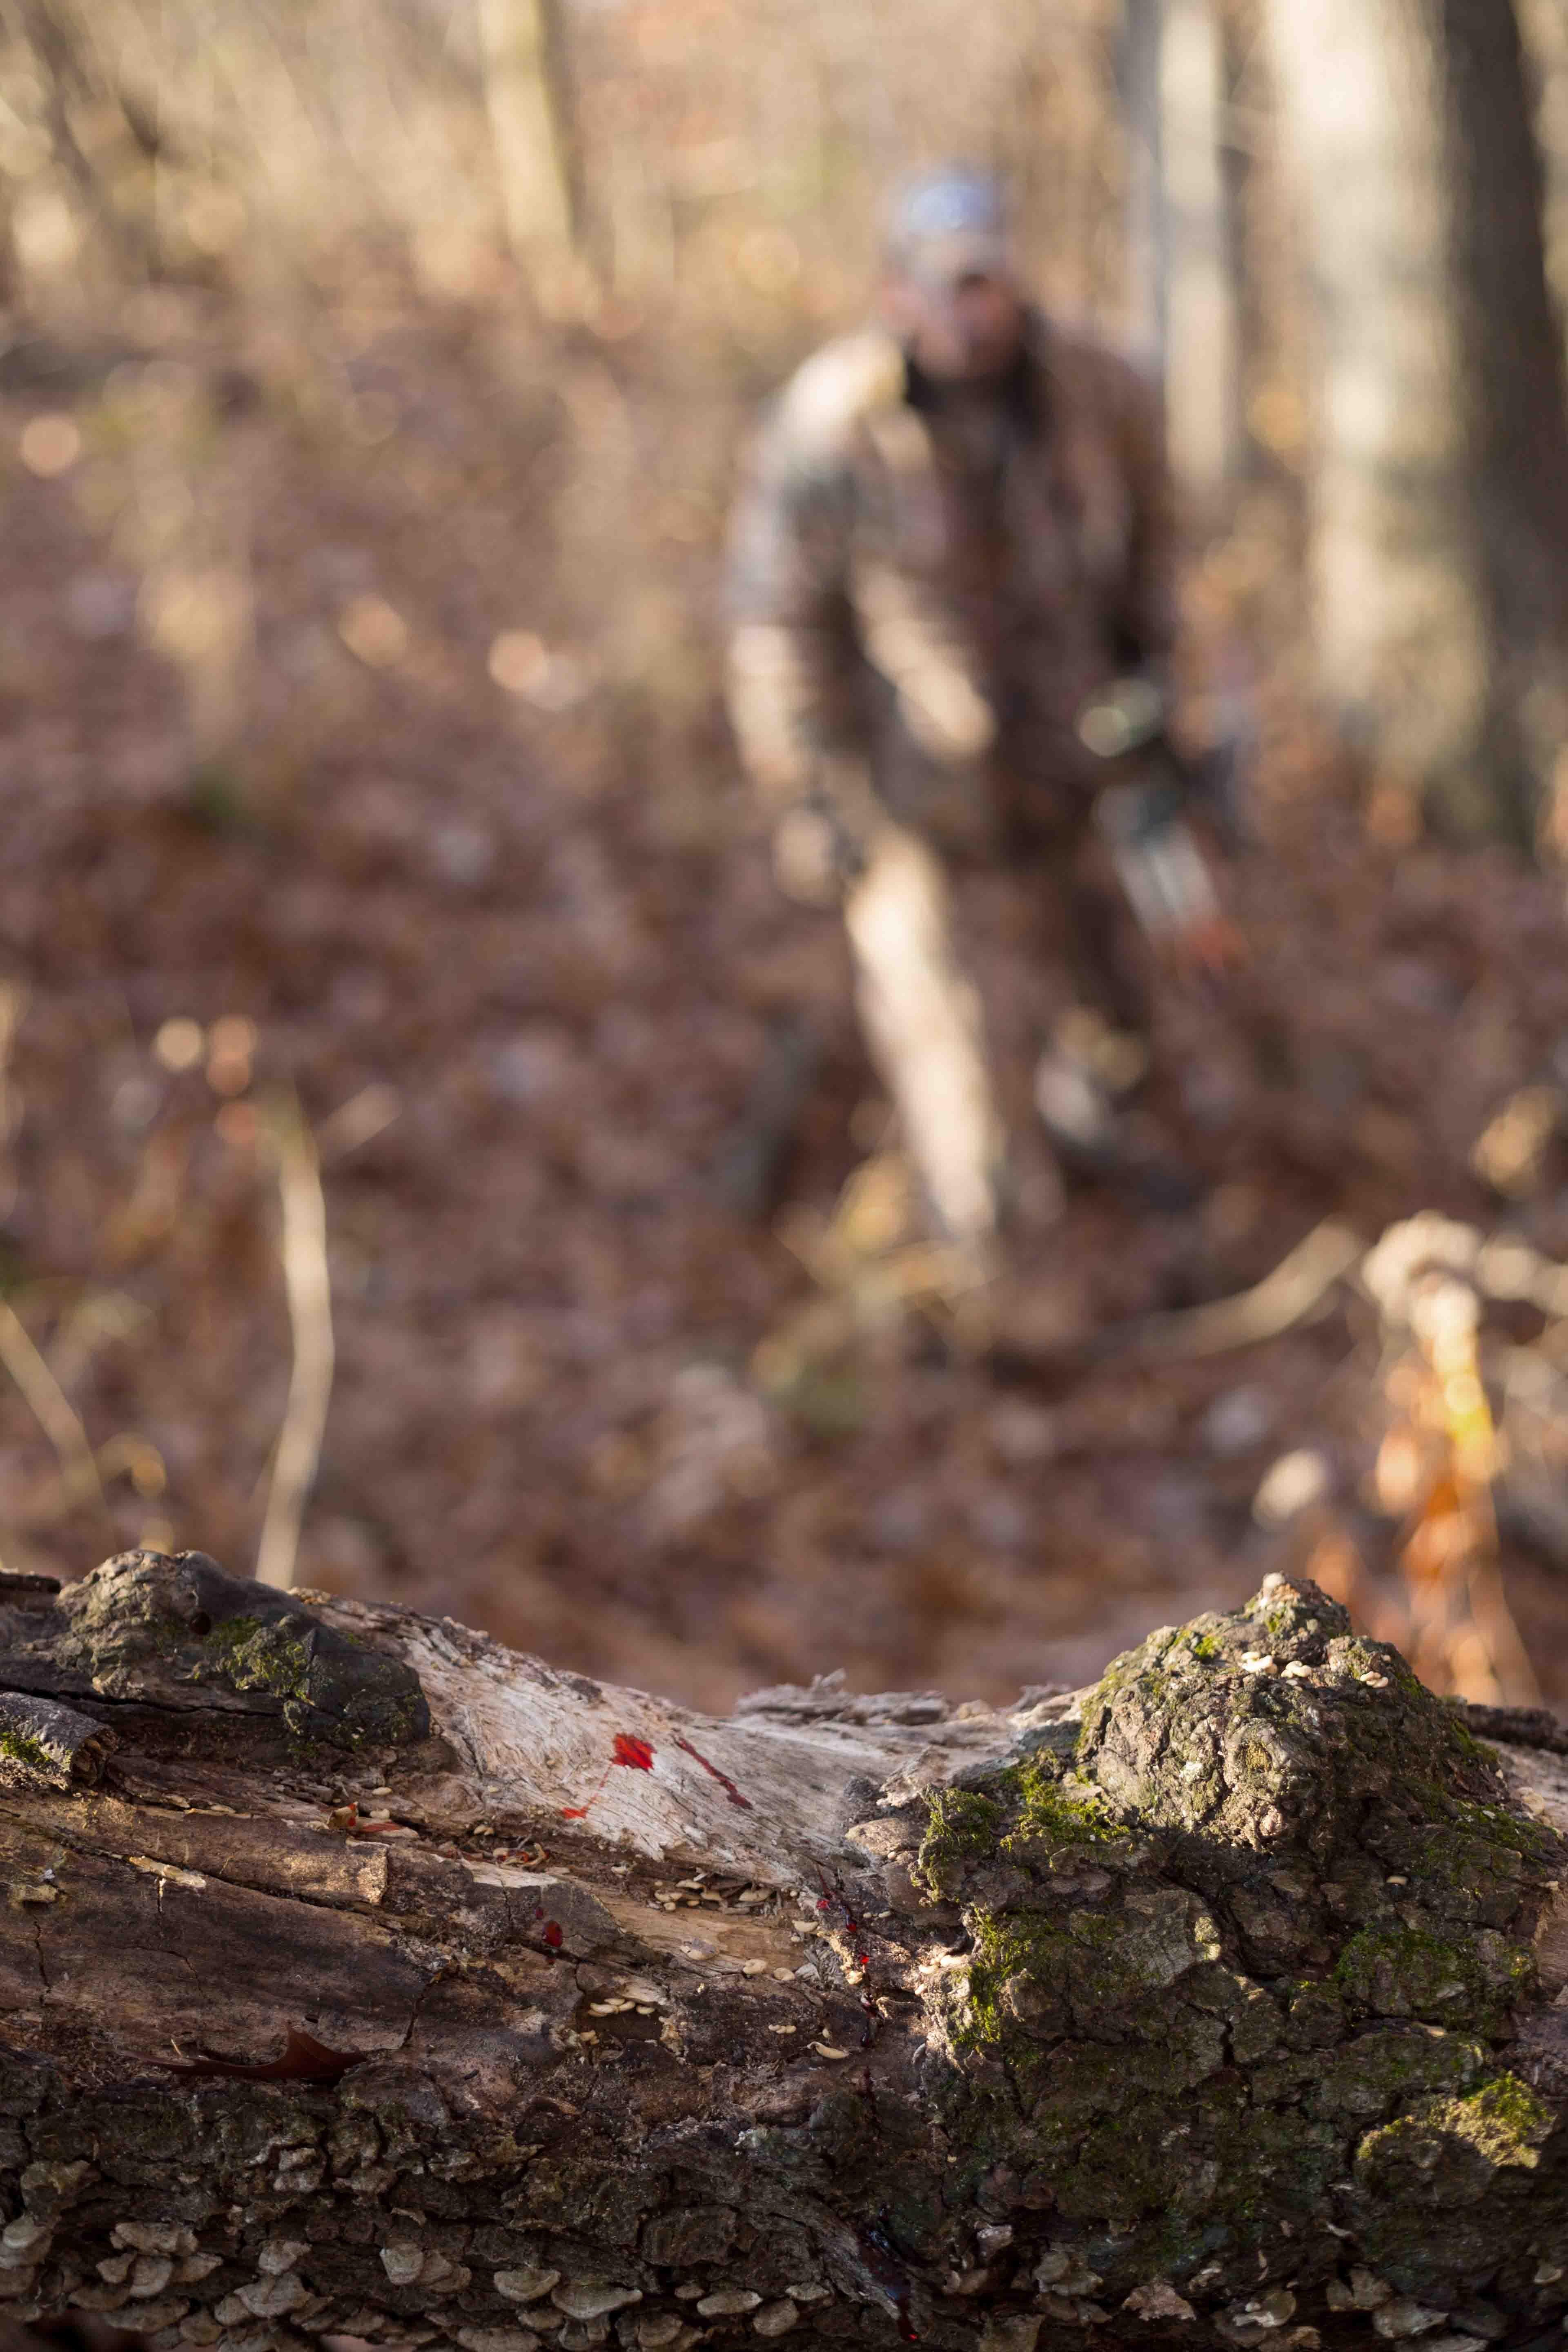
xmin=911 ymin=1575 xmax=1568 ymax=2331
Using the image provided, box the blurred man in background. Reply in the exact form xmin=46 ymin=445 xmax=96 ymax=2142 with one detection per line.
xmin=728 ymin=165 xmax=1211 ymax=1314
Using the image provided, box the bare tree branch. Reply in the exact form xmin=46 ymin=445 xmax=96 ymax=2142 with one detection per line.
xmin=255 ymin=1093 xmax=335 ymax=1593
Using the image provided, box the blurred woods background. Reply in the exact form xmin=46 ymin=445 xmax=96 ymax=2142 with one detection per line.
xmin=5 ymin=0 xmax=1568 ymax=1709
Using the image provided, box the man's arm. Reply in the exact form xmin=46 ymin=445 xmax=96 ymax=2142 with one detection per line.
xmin=725 ymin=408 xmax=860 ymax=811
xmin=726 ymin=393 xmax=892 ymax=903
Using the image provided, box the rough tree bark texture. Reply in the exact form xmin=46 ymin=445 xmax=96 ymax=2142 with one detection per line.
xmin=2 ymin=1554 xmax=1568 ymax=2352
xmin=1264 ymin=0 xmax=1568 ymax=844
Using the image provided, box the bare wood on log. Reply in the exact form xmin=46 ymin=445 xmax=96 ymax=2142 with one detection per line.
xmin=1 ymin=1552 xmax=1567 ymax=2352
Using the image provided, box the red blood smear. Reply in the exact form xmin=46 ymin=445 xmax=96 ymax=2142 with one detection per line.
xmin=670 ymin=1733 xmax=753 ymax=1810
xmin=561 ymin=1731 xmax=655 ymax=1818
xmin=542 ymin=1920 xmax=564 ymax=1949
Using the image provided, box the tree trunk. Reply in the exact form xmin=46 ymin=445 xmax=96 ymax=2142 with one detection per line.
xmin=1161 ymin=0 xmax=1238 ymax=507
xmin=474 ymin=0 xmax=580 ymax=270
xmin=2 ymin=1552 xmax=1568 ymax=2352
xmin=1122 ymin=0 xmax=1239 ymax=509
xmin=1264 ymin=0 xmax=1568 ymax=845
xmin=1121 ymin=0 xmax=1167 ymax=372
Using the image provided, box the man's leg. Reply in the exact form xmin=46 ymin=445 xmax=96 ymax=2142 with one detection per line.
xmin=842 ymin=824 xmax=1005 ymax=1262
xmin=1027 ymin=826 xmax=1203 ymax=1207
xmin=1060 ymin=822 xmax=1158 ymax=1043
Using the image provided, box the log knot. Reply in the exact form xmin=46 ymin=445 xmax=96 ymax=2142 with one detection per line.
xmin=56 ymin=1550 xmax=430 ymax=1749
xmin=900 ymin=1577 xmax=1568 ymax=2322
xmin=1076 ymin=1572 xmax=1539 ymax=1871
xmin=0 ymin=1690 xmax=114 ymax=1791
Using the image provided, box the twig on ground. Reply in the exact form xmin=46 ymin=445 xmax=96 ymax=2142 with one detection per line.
xmin=255 ymin=1090 xmax=334 ymax=1592
xmin=1092 ymin=1217 xmax=1364 ymax=1363
xmin=0 ymin=1298 xmax=109 ymax=1529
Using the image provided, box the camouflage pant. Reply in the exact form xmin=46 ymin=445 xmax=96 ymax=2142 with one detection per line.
xmin=844 ymin=825 xmax=1005 ymax=1253
xmin=841 ymin=820 xmax=1151 ymax=1253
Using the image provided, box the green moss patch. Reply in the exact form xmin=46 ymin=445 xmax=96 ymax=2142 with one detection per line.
xmin=1003 ymin=1757 xmax=1131 ymax=1861
xmin=913 ymin=1788 xmax=1002 ymax=1900
xmin=0 ymin=1728 xmax=52 ymax=1774
xmin=192 ymin=1613 xmax=313 ymax=1701
xmin=1434 ymin=2071 xmax=1555 ymax=2169
xmin=1334 ymin=1923 xmax=1533 ymax=2030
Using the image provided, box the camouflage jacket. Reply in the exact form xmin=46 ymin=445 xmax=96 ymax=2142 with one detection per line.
xmin=727 ymin=310 xmax=1176 ymax=857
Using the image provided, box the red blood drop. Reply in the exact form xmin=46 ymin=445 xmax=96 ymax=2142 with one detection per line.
xmin=669 ymin=1733 xmax=753 ymax=1810
xmin=612 ymin=1733 xmax=655 ymax=1771
xmin=542 ymin=1920 xmax=564 ymax=1948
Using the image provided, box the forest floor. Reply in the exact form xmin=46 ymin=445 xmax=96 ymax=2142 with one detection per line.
xmin=4 ymin=277 xmax=1568 ymax=1715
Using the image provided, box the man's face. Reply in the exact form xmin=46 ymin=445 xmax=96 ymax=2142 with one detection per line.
xmin=885 ymin=265 xmax=1026 ymax=383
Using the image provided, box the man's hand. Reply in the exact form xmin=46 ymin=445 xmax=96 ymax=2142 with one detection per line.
xmin=1074 ymin=675 xmax=1252 ymax=993
xmin=772 ymin=804 xmax=862 ymax=906
xmin=771 ymin=758 xmax=884 ymax=908
xmin=1167 ymin=895 xmax=1248 ymax=990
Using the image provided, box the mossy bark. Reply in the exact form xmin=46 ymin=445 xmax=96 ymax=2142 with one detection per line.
xmin=1 ymin=1555 xmax=1567 ymax=2352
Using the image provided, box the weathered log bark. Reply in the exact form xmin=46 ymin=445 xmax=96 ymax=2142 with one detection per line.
xmin=2 ymin=1553 xmax=1568 ymax=2352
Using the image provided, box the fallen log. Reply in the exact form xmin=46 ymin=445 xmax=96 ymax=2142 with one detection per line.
xmin=1 ymin=1552 xmax=1567 ymax=2352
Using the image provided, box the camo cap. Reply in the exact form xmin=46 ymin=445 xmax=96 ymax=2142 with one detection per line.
xmin=885 ymin=167 xmax=1011 ymax=284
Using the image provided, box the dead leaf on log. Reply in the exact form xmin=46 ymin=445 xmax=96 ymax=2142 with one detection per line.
xmin=159 ymin=2025 xmax=365 ymax=2083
